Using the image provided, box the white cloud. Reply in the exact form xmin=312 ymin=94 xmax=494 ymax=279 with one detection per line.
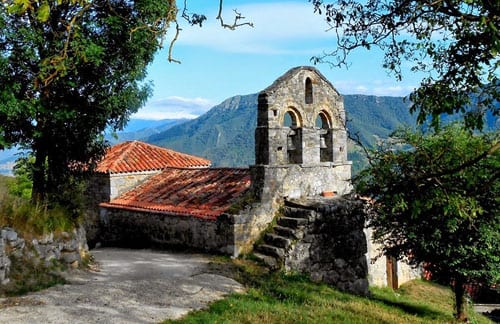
xmin=132 ymin=96 xmax=214 ymax=120
xmin=172 ymin=2 xmax=335 ymax=54
xmin=334 ymin=80 xmax=416 ymax=97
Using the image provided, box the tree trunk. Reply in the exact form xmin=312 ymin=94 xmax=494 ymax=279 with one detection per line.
xmin=454 ymin=278 xmax=468 ymax=321
xmin=31 ymin=139 xmax=48 ymax=203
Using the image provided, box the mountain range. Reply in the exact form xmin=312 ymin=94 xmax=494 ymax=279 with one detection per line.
xmin=147 ymin=93 xmax=417 ymax=170
xmin=1 ymin=92 xmax=496 ymax=175
xmin=0 ymin=93 xmax=430 ymax=175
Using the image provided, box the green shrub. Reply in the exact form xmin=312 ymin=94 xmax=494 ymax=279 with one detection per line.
xmin=8 ymin=156 xmax=33 ymax=200
xmin=0 ymin=181 xmax=76 ymax=237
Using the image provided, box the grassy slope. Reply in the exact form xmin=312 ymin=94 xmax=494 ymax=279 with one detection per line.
xmin=0 ymin=174 xmax=14 ymax=187
xmin=163 ymin=258 xmax=492 ymax=324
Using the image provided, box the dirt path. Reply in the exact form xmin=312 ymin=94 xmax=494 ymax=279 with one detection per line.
xmin=0 ymin=248 xmax=244 ymax=323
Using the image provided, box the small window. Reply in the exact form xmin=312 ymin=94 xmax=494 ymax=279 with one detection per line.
xmin=305 ymin=78 xmax=313 ymax=104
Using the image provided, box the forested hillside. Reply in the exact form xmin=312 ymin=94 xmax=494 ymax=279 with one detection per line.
xmin=147 ymin=93 xmax=416 ymax=169
xmin=344 ymin=95 xmax=415 ymax=145
xmin=106 ymin=118 xmax=188 ymax=144
xmin=148 ymin=94 xmax=259 ymax=166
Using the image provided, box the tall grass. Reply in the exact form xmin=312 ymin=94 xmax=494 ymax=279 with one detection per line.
xmin=0 ymin=175 xmax=75 ymax=237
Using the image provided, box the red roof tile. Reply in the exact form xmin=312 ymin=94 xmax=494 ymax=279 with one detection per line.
xmin=96 ymin=141 xmax=211 ymax=173
xmin=100 ymin=168 xmax=251 ymax=220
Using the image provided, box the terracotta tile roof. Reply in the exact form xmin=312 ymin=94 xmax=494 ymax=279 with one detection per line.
xmin=100 ymin=168 xmax=251 ymax=220
xmin=95 ymin=141 xmax=211 ymax=173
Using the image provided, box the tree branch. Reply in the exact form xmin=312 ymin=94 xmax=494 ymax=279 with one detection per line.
xmin=422 ymin=140 xmax=499 ymax=181
xmin=168 ymin=21 xmax=182 ymax=64
xmin=216 ymin=0 xmax=254 ymax=30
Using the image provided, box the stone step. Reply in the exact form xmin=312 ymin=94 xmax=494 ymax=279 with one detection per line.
xmin=277 ymin=217 xmax=308 ymax=229
xmin=256 ymin=244 xmax=285 ymax=260
xmin=274 ymin=225 xmax=304 ymax=240
xmin=253 ymin=252 xmax=279 ymax=269
xmin=284 ymin=207 xmax=313 ymax=219
xmin=264 ymin=233 xmax=292 ymax=249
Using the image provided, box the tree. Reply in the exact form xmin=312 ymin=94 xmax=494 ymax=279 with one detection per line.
xmin=311 ymin=0 xmax=500 ymax=130
xmin=355 ymin=124 xmax=500 ymax=320
xmin=0 ymin=0 xmax=175 ymax=203
xmin=0 ymin=0 xmax=251 ymax=205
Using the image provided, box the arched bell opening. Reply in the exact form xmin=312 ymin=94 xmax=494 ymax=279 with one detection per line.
xmin=283 ymin=108 xmax=302 ymax=164
xmin=316 ymin=111 xmax=333 ymax=162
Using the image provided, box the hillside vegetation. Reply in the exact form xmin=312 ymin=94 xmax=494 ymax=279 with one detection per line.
xmin=148 ymin=93 xmax=416 ymax=169
xmin=0 ymin=175 xmax=75 ymax=236
xmin=148 ymin=94 xmax=259 ymax=167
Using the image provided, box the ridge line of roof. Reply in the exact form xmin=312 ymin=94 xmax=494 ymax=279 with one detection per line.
xmin=106 ymin=140 xmax=136 ymax=173
xmin=260 ymin=66 xmax=340 ymax=97
xmin=160 ymin=166 xmax=249 ymax=171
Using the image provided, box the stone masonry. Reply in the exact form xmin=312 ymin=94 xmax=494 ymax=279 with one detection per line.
xmin=90 ymin=66 xmax=419 ymax=290
xmin=255 ymin=195 xmax=370 ymax=296
xmin=0 ymin=227 xmax=89 ymax=284
xmin=251 ymin=66 xmax=352 ymax=211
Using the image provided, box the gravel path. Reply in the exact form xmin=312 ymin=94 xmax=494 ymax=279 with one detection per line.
xmin=0 ymin=248 xmax=244 ymax=323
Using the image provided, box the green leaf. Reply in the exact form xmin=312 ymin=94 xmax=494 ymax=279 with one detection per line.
xmin=37 ymin=2 xmax=50 ymax=22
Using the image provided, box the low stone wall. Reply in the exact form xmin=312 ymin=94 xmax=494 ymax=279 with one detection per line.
xmin=98 ymin=198 xmax=279 ymax=257
xmin=224 ymin=202 xmax=276 ymax=257
xmin=99 ymin=208 xmax=236 ymax=254
xmin=283 ymin=196 xmax=370 ymax=295
xmin=0 ymin=226 xmax=89 ymax=284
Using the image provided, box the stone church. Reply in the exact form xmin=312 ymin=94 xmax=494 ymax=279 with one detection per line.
xmin=88 ymin=66 xmax=420 ymax=294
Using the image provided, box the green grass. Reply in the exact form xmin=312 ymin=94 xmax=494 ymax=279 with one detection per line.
xmin=163 ymin=257 xmax=493 ymax=324
xmin=0 ymin=175 xmax=71 ymax=297
xmin=0 ymin=175 xmax=75 ymax=237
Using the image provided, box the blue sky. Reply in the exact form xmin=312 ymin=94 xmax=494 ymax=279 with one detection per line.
xmin=132 ymin=0 xmax=422 ymax=120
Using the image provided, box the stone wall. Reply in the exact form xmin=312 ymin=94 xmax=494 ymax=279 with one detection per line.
xmin=86 ymin=171 xmax=161 ymax=207
xmin=283 ymin=196 xmax=369 ymax=295
xmin=365 ymin=227 xmax=422 ymax=288
xmin=251 ymin=163 xmax=352 ymax=206
xmin=226 ymin=202 xmax=277 ymax=257
xmin=99 ymin=208 xmax=236 ymax=254
xmin=98 ymin=197 xmax=279 ymax=257
xmin=85 ymin=174 xmax=110 ymax=247
xmin=0 ymin=227 xmax=89 ymax=284
xmin=85 ymin=171 xmax=161 ymax=247
xmin=253 ymin=195 xmax=369 ymax=296
xmin=109 ymin=171 xmax=161 ymax=200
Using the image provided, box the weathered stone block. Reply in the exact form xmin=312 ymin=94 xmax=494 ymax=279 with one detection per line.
xmin=334 ymin=258 xmax=347 ymax=270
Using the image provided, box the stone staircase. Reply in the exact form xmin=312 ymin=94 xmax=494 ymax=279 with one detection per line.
xmin=252 ymin=196 xmax=371 ymax=296
xmin=253 ymin=202 xmax=314 ymax=269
